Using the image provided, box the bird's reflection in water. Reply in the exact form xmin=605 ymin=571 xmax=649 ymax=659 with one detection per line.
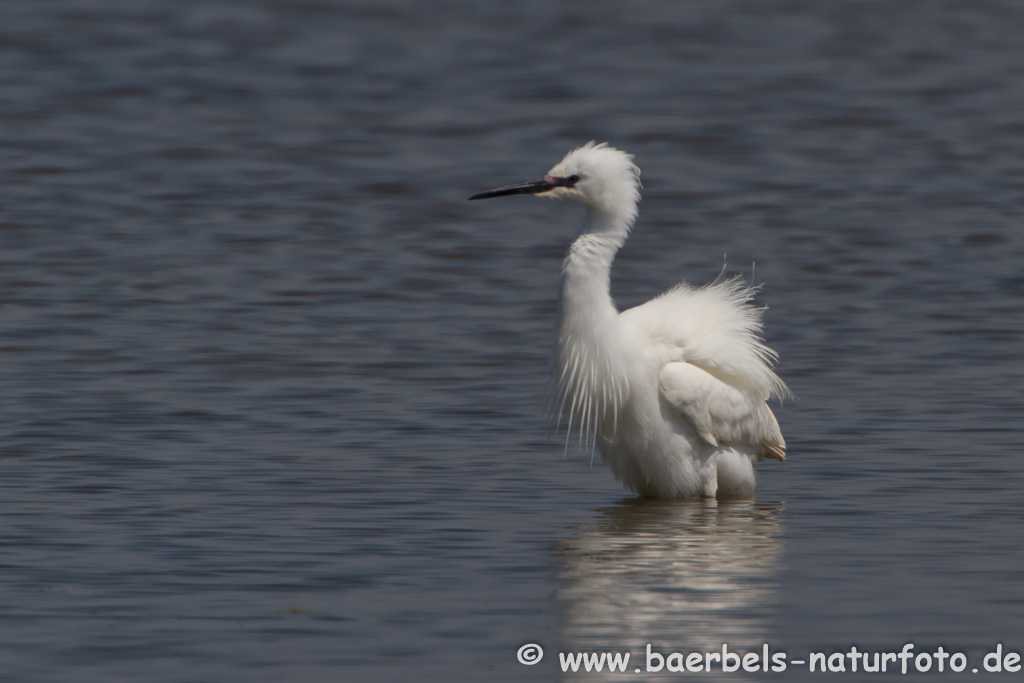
xmin=556 ymin=498 xmax=784 ymax=679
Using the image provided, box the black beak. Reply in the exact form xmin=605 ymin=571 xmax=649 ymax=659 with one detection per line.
xmin=468 ymin=178 xmax=557 ymax=201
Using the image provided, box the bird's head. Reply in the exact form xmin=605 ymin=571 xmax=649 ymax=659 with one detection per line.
xmin=469 ymin=142 xmax=641 ymax=217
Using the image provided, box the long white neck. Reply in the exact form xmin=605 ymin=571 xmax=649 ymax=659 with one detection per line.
xmin=555 ymin=204 xmax=636 ymax=447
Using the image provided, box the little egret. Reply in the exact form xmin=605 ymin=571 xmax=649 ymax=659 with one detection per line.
xmin=469 ymin=142 xmax=788 ymax=499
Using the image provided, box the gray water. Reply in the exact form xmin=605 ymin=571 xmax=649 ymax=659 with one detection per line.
xmin=2 ymin=1 xmax=1024 ymax=681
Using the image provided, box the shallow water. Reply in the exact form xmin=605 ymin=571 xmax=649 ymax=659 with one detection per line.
xmin=2 ymin=0 xmax=1024 ymax=681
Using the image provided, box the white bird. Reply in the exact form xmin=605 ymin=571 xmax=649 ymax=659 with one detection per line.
xmin=469 ymin=142 xmax=788 ymax=499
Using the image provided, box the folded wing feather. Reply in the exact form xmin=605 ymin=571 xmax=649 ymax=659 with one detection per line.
xmin=658 ymin=361 xmax=786 ymax=461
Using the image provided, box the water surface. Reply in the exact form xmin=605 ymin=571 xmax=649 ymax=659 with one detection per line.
xmin=2 ymin=1 xmax=1024 ymax=681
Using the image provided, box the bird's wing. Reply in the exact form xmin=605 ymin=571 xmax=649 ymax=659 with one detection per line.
xmin=658 ymin=361 xmax=786 ymax=461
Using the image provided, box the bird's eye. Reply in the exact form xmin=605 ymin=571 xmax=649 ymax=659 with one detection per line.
xmin=567 ymin=174 xmax=580 ymax=185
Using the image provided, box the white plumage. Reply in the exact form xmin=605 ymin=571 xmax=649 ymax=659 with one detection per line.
xmin=470 ymin=142 xmax=788 ymax=499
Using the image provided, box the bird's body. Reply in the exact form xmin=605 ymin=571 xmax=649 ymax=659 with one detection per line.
xmin=470 ymin=142 xmax=787 ymax=499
